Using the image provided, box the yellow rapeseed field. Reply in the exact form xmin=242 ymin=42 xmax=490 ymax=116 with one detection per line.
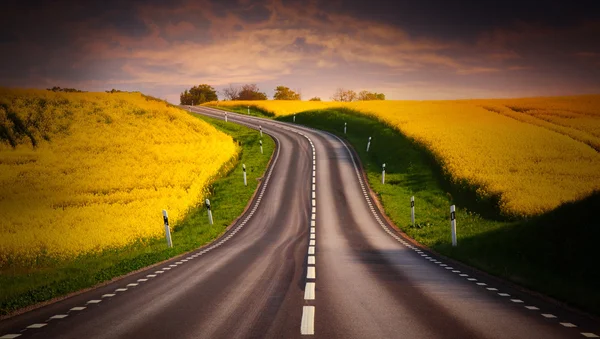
xmin=0 ymin=89 xmax=238 ymax=265
xmin=207 ymin=96 xmax=600 ymax=217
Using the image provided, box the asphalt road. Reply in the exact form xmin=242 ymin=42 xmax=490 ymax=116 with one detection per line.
xmin=1 ymin=106 xmax=598 ymax=339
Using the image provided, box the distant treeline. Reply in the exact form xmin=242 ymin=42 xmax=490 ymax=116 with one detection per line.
xmin=180 ymin=83 xmax=386 ymax=105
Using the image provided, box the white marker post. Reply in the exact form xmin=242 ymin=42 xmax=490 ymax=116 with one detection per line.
xmin=367 ymin=137 xmax=372 ymax=152
xmin=162 ymin=210 xmax=173 ymax=248
xmin=293 ymin=114 xmax=296 ymax=123
xmin=260 ymin=140 xmax=263 ymax=154
xmin=344 ymin=122 xmax=347 ymax=134
xmin=205 ymin=199 xmax=213 ymax=225
xmin=243 ymin=164 xmax=247 ymax=186
xmin=225 ymin=112 xmax=228 ymax=123
xmin=247 ymin=105 xmax=250 ymax=115
xmin=381 ymin=163 xmax=386 ymax=184
xmin=259 ymin=125 xmax=263 ymax=137
xmin=450 ymin=205 xmax=457 ymax=247
xmin=411 ymin=196 xmax=415 ymax=225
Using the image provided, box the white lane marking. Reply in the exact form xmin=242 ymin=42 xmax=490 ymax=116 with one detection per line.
xmin=181 ymin=259 xmax=188 ymax=262
xmin=115 ymin=288 xmax=127 ymax=292
xmin=311 ymin=220 xmax=316 ymax=227
xmin=155 ymin=271 xmax=164 ymax=274
xmin=510 ymin=299 xmax=524 ymax=303
xmin=498 ymin=293 xmax=510 ymax=297
xmin=312 ymin=177 xmax=316 ymax=184
xmin=312 ymin=199 xmax=316 ymax=206
xmin=137 ymin=278 xmax=148 ymax=282
xmin=49 ymin=314 xmax=68 ymax=320
xmin=310 ymin=240 xmax=316 ymax=246
xmin=525 ymin=306 xmax=540 ymax=310
xmin=312 ymin=184 xmax=316 ymax=191
xmin=542 ymin=314 xmax=557 ymax=319
xmin=312 ymin=207 xmax=316 ymax=213
xmin=70 ymin=307 xmax=86 ymax=311
xmin=102 ymin=294 xmax=116 ymax=298
xmin=308 ymin=256 xmax=316 ymax=265
xmin=0 ymin=335 xmax=21 ymax=339
xmin=301 ymin=306 xmax=315 ymax=335
xmin=310 ymin=234 xmax=315 ymax=239
xmin=176 ymin=261 xmax=183 ymax=264
xmin=308 ymin=246 xmax=315 ymax=255
xmin=310 ymin=227 xmax=315 ymax=234
xmin=146 ymin=274 xmax=157 ymax=278
xmin=487 ymin=288 xmax=498 ymax=291
xmin=26 ymin=324 xmax=46 ymax=329
xmin=311 ymin=214 xmax=316 ymax=220
xmin=307 ymin=267 xmax=316 ymax=279
xmin=467 ymin=278 xmax=477 ymax=281
xmin=313 ymin=170 xmax=316 ymax=176
xmin=304 ymin=282 xmax=316 ymax=300
xmin=582 ymin=333 xmax=599 ymax=338
xmin=126 ymin=283 xmax=138 ymax=287
xmin=560 ymin=323 xmax=577 ymax=328
xmin=87 ymin=300 xmax=102 ymax=304
xmin=476 ymin=283 xmax=487 ymax=286
xmin=312 ymin=192 xmax=316 ymax=199
xmin=162 ymin=267 xmax=171 ymax=270
xmin=452 ymin=270 xmax=461 ymax=273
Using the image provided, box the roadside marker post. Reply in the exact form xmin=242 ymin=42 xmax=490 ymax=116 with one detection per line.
xmin=247 ymin=105 xmax=250 ymax=115
xmin=259 ymin=125 xmax=263 ymax=137
xmin=293 ymin=114 xmax=296 ymax=123
xmin=225 ymin=112 xmax=228 ymax=123
xmin=243 ymin=164 xmax=247 ymax=186
xmin=450 ymin=205 xmax=457 ymax=247
xmin=411 ymin=196 xmax=415 ymax=225
xmin=205 ymin=199 xmax=213 ymax=225
xmin=260 ymin=140 xmax=263 ymax=154
xmin=367 ymin=137 xmax=372 ymax=152
xmin=344 ymin=122 xmax=347 ymax=134
xmin=162 ymin=210 xmax=173 ymax=248
xmin=381 ymin=163 xmax=386 ymax=184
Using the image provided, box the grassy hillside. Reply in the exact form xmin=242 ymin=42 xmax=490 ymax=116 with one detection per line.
xmin=206 ymin=96 xmax=600 ymax=218
xmin=277 ymin=108 xmax=600 ymax=315
xmin=0 ymin=88 xmax=239 ymax=266
xmin=0 ymin=90 xmax=275 ymax=315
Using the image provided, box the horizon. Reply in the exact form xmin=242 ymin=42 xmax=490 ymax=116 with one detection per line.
xmin=2 ymin=0 xmax=600 ymax=103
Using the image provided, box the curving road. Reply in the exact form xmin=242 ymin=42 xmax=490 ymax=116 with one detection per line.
xmin=0 ymin=106 xmax=598 ymax=339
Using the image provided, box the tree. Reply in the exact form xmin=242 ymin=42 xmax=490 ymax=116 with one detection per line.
xmin=308 ymin=97 xmax=321 ymax=101
xmin=331 ymin=88 xmax=357 ymax=102
xmin=222 ymin=84 xmax=240 ymax=101
xmin=237 ymin=84 xmax=267 ymax=100
xmin=358 ymin=90 xmax=385 ymax=101
xmin=273 ymin=86 xmax=301 ymax=100
xmin=180 ymin=84 xmax=218 ymax=105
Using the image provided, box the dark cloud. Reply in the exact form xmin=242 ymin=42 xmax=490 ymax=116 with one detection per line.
xmin=330 ymin=0 xmax=600 ymax=39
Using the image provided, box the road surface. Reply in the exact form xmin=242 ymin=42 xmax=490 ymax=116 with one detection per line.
xmin=1 ymin=106 xmax=598 ymax=339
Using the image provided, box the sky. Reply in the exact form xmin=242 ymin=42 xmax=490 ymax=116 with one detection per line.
xmin=2 ymin=0 xmax=600 ymax=103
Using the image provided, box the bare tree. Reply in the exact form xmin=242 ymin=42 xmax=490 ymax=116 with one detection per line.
xmin=331 ymin=88 xmax=357 ymax=102
xmin=222 ymin=84 xmax=240 ymax=101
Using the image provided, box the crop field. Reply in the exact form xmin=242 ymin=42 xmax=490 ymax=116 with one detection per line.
xmin=0 ymin=89 xmax=238 ymax=267
xmin=207 ymin=96 xmax=600 ymax=217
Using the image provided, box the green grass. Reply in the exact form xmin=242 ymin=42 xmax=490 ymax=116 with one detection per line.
xmin=278 ymin=108 xmax=600 ymax=315
xmin=0 ymin=113 xmax=274 ymax=317
xmin=202 ymin=104 xmax=275 ymax=118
